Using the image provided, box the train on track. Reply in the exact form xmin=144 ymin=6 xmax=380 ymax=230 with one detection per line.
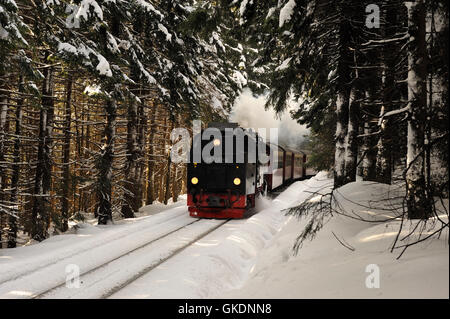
xmin=187 ymin=123 xmax=310 ymax=219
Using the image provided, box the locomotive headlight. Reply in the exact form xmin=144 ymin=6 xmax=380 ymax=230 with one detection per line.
xmin=233 ymin=177 xmax=241 ymax=186
xmin=191 ymin=177 xmax=199 ymax=185
xmin=213 ymin=138 xmax=221 ymax=146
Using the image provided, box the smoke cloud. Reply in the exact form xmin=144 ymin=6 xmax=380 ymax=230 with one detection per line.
xmin=229 ymin=89 xmax=309 ymax=149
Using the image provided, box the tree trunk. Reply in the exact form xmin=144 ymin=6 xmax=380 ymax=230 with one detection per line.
xmin=362 ymin=122 xmax=377 ymax=181
xmin=121 ymin=93 xmax=140 ymax=218
xmin=164 ymin=154 xmax=172 ymax=205
xmin=362 ymin=90 xmax=377 ymax=181
xmin=146 ymin=102 xmax=158 ymax=205
xmin=32 ymin=55 xmax=55 ymax=241
xmin=72 ymin=94 xmax=81 ymax=215
xmin=82 ymin=99 xmax=90 ymax=214
xmin=61 ymin=75 xmax=73 ymax=232
xmin=164 ymin=120 xmax=174 ymax=205
xmin=405 ymin=0 xmax=431 ymax=219
xmin=334 ymin=18 xmax=352 ymax=188
xmin=0 ymin=74 xmax=9 ymax=246
xmin=136 ymin=96 xmax=146 ymax=208
xmin=8 ymin=76 xmax=24 ymax=248
xmin=376 ymin=102 xmax=393 ymax=184
xmin=344 ymin=86 xmax=359 ymax=184
xmin=97 ymin=99 xmax=117 ymax=225
xmin=172 ymin=164 xmax=178 ymax=203
xmin=376 ymin=4 xmax=398 ymax=185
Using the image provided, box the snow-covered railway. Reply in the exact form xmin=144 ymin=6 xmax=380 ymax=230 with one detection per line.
xmin=0 ymin=208 xmax=188 ymax=287
xmin=36 ymin=219 xmax=230 ymax=299
xmin=0 ymin=207 xmax=230 ymax=299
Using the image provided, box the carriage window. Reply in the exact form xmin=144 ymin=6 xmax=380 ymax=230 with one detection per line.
xmin=278 ymin=151 xmax=283 ymax=169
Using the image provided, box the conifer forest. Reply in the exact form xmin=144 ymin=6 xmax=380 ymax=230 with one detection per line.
xmin=0 ymin=0 xmax=448 ymax=301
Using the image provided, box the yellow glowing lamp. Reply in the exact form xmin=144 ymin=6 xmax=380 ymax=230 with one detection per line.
xmin=233 ymin=178 xmax=241 ymax=186
xmin=213 ymin=138 xmax=221 ymax=146
xmin=191 ymin=177 xmax=199 ymax=185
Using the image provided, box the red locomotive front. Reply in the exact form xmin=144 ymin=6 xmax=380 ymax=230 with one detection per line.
xmin=186 ymin=123 xmax=265 ymax=219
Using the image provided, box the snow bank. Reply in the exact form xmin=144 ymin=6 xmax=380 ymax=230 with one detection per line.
xmin=223 ymin=177 xmax=449 ymax=299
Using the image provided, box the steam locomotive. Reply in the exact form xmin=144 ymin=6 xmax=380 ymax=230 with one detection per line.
xmin=187 ymin=123 xmax=308 ymax=219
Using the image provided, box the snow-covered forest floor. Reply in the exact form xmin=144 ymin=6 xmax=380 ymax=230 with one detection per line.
xmin=0 ymin=173 xmax=448 ymax=299
xmin=224 ymin=173 xmax=449 ymax=299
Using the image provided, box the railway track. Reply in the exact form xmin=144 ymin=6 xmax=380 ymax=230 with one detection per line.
xmin=34 ymin=218 xmax=230 ymax=299
xmin=0 ymin=208 xmax=188 ymax=287
xmin=101 ymin=218 xmax=230 ymax=299
xmin=1 ymin=177 xmax=311 ymax=299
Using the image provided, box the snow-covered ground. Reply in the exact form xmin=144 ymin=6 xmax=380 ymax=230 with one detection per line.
xmin=223 ymin=174 xmax=449 ymax=299
xmin=0 ymin=173 xmax=448 ymax=299
xmin=110 ymin=175 xmax=319 ymax=298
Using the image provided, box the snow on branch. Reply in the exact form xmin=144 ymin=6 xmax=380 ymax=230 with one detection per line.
xmin=361 ymin=34 xmax=408 ymax=47
xmin=279 ymin=0 xmax=296 ymax=28
xmin=378 ymin=105 xmax=410 ymax=125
